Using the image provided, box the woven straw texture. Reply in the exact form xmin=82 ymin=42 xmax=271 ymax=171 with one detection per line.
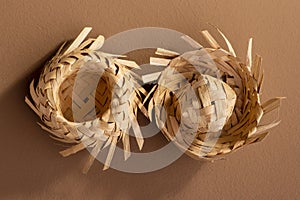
xmin=147 ymin=30 xmax=283 ymax=159
xmin=25 ymin=28 xmax=147 ymax=172
xmin=26 ymin=27 xmax=283 ymax=171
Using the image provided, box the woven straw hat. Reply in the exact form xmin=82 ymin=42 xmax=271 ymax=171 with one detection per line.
xmin=25 ymin=27 xmax=148 ymax=172
xmin=146 ymin=30 xmax=283 ymax=160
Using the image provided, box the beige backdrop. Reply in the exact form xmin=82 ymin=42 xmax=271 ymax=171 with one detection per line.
xmin=0 ymin=0 xmax=299 ymax=199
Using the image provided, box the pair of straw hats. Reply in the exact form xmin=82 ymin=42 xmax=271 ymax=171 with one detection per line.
xmin=25 ymin=27 xmax=282 ymax=173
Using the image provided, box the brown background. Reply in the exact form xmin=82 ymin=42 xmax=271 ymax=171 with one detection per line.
xmin=0 ymin=0 xmax=299 ymax=199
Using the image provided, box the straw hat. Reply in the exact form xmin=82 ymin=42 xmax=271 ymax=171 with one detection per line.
xmin=146 ymin=30 xmax=283 ymax=160
xmin=25 ymin=28 xmax=148 ymax=172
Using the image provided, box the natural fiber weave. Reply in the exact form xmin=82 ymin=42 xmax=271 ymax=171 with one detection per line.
xmin=25 ymin=27 xmax=283 ymax=172
xmin=147 ymin=30 xmax=283 ymax=159
xmin=25 ymin=27 xmax=148 ymax=172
